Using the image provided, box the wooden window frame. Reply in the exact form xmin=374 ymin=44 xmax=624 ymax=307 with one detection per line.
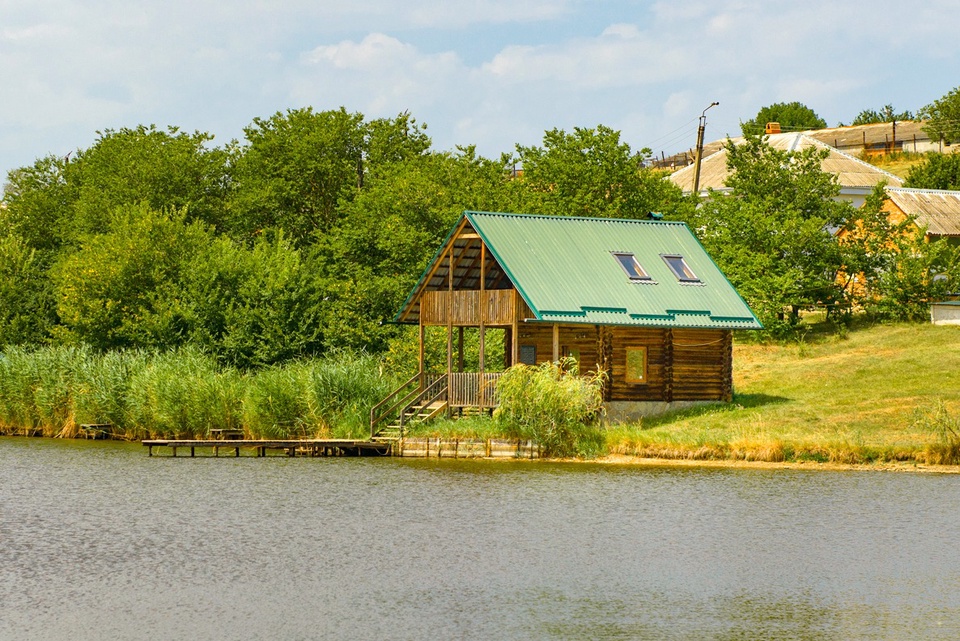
xmin=625 ymin=347 xmax=648 ymax=384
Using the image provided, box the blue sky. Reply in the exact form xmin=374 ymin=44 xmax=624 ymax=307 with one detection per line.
xmin=2 ymin=0 xmax=959 ymax=184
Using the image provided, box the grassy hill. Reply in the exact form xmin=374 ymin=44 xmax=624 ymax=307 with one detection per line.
xmin=606 ymin=323 xmax=960 ymax=465
xmin=861 ymin=151 xmax=926 ymax=179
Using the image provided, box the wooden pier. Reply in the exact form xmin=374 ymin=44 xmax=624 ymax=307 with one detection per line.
xmin=142 ymin=439 xmax=393 ymax=458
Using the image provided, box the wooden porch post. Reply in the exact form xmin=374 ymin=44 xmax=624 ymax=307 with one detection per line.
xmin=457 ymin=327 xmax=465 ymax=373
xmin=479 ymin=242 xmax=486 ymax=406
xmin=446 ymin=244 xmax=453 ymax=417
xmin=511 ymin=290 xmax=520 ymax=367
xmin=419 ymin=322 xmax=425 ymax=380
xmin=552 ymin=323 xmax=560 ymax=363
xmin=446 ymin=244 xmax=453 ymax=377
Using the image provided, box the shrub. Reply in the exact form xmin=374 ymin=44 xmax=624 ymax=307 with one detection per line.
xmin=493 ymin=358 xmax=605 ymax=457
xmin=914 ymin=399 xmax=960 ymax=465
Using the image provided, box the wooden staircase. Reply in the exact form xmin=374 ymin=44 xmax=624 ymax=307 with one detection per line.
xmin=374 ymin=400 xmax=447 ymax=441
xmin=370 ymin=374 xmax=448 ymax=442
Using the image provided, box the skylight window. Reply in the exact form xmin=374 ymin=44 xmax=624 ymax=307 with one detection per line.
xmin=661 ymin=255 xmax=700 ymax=283
xmin=612 ymin=253 xmax=651 ymax=281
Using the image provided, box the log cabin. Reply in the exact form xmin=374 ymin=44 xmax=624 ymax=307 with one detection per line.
xmin=370 ymin=211 xmax=761 ymax=436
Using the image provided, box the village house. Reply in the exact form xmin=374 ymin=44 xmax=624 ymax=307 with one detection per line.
xmin=669 ymin=131 xmax=904 ymax=208
xmin=881 ymin=187 xmax=960 ymax=245
xmin=370 ymin=211 xmax=761 ymax=436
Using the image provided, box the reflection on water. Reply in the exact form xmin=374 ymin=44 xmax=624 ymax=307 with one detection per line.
xmin=1 ymin=437 xmax=958 ymax=640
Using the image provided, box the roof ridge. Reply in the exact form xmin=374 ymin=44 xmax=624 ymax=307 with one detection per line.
xmin=886 ymin=186 xmax=960 ymax=196
xmin=465 ymin=210 xmax=686 ymax=225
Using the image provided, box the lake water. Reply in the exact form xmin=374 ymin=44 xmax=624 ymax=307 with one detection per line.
xmin=1 ymin=437 xmax=958 ymax=641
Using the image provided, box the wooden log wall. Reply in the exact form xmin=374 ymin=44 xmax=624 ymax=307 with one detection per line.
xmin=515 ymin=324 xmax=602 ymax=372
xmin=665 ymin=328 xmax=731 ymax=402
xmin=517 ymin=324 xmax=732 ymax=403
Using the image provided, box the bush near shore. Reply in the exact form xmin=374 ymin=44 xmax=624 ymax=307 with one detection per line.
xmin=0 ymin=346 xmax=392 ymax=440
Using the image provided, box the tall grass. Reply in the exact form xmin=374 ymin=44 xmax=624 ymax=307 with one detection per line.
xmin=244 ymin=352 xmax=394 ymax=439
xmin=0 ymin=345 xmax=392 ymax=439
xmin=914 ymin=399 xmax=960 ymax=465
xmin=126 ymin=347 xmax=244 ymax=439
xmin=0 ymin=345 xmax=93 ymax=436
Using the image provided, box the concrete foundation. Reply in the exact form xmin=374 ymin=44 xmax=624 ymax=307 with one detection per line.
xmin=604 ymin=400 xmax=723 ymax=424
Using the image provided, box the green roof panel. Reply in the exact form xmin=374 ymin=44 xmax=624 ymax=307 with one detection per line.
xmin=465 ymin=212 xmax=762 ymax=330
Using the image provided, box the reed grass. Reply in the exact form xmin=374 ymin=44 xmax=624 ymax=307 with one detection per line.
xmin=0 ymin=345 xmax=392 ymax=439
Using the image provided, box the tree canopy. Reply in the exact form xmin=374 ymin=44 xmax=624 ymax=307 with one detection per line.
xmin=904 ymin=153 xmax=960 ymax=191
xmin=740 ymin=102 xmax=826 ymax=136
xmin=510 ymin=125 xmax=686 ymax=219
xmin=1 ymin=110 xmax=688 ymax=358
xmin=1 ymin=104 xmax=953 ymax=358
xmin=851 ymin=104 xmax=914 ymax=126
xmin=920 ymin=85 xmax=960 ymax=144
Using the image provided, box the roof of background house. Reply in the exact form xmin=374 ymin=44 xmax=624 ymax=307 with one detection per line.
xmin=885 ymin=187 xmax=960 ymax=236
xmin=806 ymin=121 xmax=929 ymax=149
xmin=395 ymin=211 xmax=762 ymax=330
xmin=669 ymin=132 xmax=904 ymax=194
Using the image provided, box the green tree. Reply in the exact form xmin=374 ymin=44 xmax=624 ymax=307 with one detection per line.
xmin=2 ymin=126 xmax=231 ymax=251
xmin=50 ymin=204 xmax=211 ymax=350
xmin=839 ymin=186 xmax=960 ymax=320
xmin=511 ymin=125 xmax=685 ymax=219
xmin=0 ymin=234 xmax=57 ymax=345
xmin=69 ymin=125 xmax=231 ymax=237
xmin=186 ymin=232 xmax=327 ymax=368
xmin=904 ymin=153 xmax=960 ymax=190
xmin=851 ymin=104 xmax=914 ymax=125
xmin=228 ymin=108 xmax=430 ymax=245
xmin=920 ymin=86 xmax=960 ymax=144
xmin=688 ymin=135 xmax=850 ymax=333
xmin=2 ymin=154 xmax=75 ymax=253
xmin=741 ymin=102 xmax=827 ymax=135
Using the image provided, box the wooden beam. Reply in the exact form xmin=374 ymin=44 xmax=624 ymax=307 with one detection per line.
xmin=511 ymin=291 xmax=520 ymax=366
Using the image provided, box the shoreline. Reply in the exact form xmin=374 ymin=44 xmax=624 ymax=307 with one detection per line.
xmin=4 ymin=433 xmax=957 ymax=473
xmin=590 ymin=454 xmax=960 ymax=474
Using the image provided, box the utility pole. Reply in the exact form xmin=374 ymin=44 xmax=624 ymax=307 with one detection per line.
xmin=693 ymin=101 xmax=719 ymax=194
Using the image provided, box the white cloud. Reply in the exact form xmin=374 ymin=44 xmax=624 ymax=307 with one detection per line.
xmin=305 ymin=34 xmax=422 ymax=71
xmin=3 ymin=0 xmax=960 ymax=181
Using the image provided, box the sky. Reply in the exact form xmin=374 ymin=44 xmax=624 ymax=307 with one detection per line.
xmin=2 ymin=0 xmax=959 ymax=184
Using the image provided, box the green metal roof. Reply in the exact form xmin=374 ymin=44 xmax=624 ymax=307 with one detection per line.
xmin=397 ymin=211 xmax=762 ymax=330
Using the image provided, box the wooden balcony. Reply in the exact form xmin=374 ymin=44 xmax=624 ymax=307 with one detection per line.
xmin=420 ymin=289 xmax=521 ymax=326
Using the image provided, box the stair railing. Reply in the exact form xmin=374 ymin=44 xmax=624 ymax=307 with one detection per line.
xmin=398 ymin=374 xmax=449 ymax=439
xmin=370 ymin=373 xmax=422 ymax=439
